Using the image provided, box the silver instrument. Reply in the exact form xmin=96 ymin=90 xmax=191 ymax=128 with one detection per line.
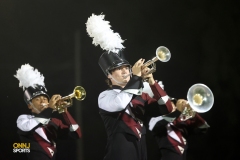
xmin=180 ymin=83 xmax=214 ymax=121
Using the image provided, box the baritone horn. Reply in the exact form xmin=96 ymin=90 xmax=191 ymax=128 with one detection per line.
xmin=143 ymin=46 xmax=171 ymax=75
xmin=180 ymin=83 xmax=214 ymax=121
xmin=55 ymin=86 xmax=86 ymax=113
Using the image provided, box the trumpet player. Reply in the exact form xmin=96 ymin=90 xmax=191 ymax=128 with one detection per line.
xmin=14 ymin=64 xmax=81 ymax=160
xmin=143 ymin=82 xmax=210 ymax=160
xmin=97 ymin=49 xmax=178 ymax=160
xmin=86 ymin=13 xmax=183 ymax=160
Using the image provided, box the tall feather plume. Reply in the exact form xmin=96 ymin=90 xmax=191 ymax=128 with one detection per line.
xmin=86 ymin=13 xmax=125 ymax=53
xmin=14 ymin=64 xmax=45 ymax=90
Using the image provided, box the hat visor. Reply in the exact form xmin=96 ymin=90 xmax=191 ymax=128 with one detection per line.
xmin=29 ymin=91 xmax=50 ymax=101
xmin=108 ymin=62 xmax=131 ymax=71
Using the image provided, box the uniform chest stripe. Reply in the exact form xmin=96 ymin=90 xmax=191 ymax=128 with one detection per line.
xmin=166 ymin=124 xmax=181 ymax=143
xmin=35 ymin=127 xmax=50 ymax=143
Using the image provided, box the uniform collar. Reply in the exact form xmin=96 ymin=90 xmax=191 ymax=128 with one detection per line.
xmin=111 ymin=85 xmax=123 ymax=90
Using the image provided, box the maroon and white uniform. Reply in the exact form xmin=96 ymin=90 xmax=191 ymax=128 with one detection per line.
xmin=17 ymin=108 xmax=81 ymax=160
xmin=144 ymin=81 xmax=210 ymax=160
xmin=149 ymin=111 xmax=209 ymax=160
xmin=98 ymin=76 xmax=173 ymax=160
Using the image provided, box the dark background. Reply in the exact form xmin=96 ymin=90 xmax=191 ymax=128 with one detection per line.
xmin=0 ymin=0 xmax=239 ymax=160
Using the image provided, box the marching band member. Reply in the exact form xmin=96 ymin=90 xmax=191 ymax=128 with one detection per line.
xmin=143 ymin=82 xmax=210 ymax=160
xmin=86 ymin=13 xmax=179 ymax=160
xmin=14 ymin=64 xmax=81 ymax=160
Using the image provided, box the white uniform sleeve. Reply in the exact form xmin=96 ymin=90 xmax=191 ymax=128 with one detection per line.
xmin=148 ymin=115 xmax=177 ymax=131
xmin=17 ymin=115 xmax=49 ymax=132
xmin=98 ymin=90 xmax=133 ymax=112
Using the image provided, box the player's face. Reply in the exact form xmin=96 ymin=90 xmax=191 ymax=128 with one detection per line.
xmin=28 ymin=95 xmax=49 ymax=114
xmin=108 ymin=65 xmax=131 ymax=86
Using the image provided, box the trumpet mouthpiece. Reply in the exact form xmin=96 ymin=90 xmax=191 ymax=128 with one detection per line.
xmin=123 ymin=72 xmax=132 ymax=78
xmin=41 ymin=103 xmax=49 ymax=107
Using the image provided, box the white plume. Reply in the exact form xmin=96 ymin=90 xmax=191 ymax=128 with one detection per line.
xmin=86 ymin=13 xmax=125 ymax=53
xmin=14 ymin=64 xmax=45 ymax=90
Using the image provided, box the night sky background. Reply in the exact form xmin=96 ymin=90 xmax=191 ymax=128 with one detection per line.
xmin=0 ymin=0 xmax=239 ymax=160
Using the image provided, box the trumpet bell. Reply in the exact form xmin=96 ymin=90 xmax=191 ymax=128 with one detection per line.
xmin=156 ymin=46 xmax=171 ymax=62
xmin=55 ymin=86 xmax=86 ymax=113
xmin=74 ymin=86 xmax=86 ymax=101
xmin=187 ymin=83 xmax=214 ymax=113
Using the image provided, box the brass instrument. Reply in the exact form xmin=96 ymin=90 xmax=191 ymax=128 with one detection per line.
xmin=180 ymin=83 xmax=214 ymax=121
xmin=143 ymin=46 xmax=171 ymax=75
xmin=55 ymin=86 xmax=86 ymax=113
xmin=122 ymin=46 xmax=171 ymax=79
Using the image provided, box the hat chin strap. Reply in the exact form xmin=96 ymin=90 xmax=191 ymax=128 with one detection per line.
xmin=29 ymin=102 xmax=41 ymax=114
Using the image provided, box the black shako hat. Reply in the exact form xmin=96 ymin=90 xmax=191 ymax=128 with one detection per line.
xmin=14 ymin=63 xmax=50 ymax=105
xmin=24 ymin=84 xmax=50 ymax=104
xmin=98 ymin=50 xmax=131 ymax=76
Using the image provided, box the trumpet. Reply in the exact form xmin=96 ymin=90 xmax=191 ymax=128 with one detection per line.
xmin=180 ymin=83 xmax=214 ymax=121
xmin=143 ymin=46 xmax=171 ymax=75
xmin=123 ymin=46 xmax=171 ymax=79
xmin=55 ymin=86 xmax=86 ymax=113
